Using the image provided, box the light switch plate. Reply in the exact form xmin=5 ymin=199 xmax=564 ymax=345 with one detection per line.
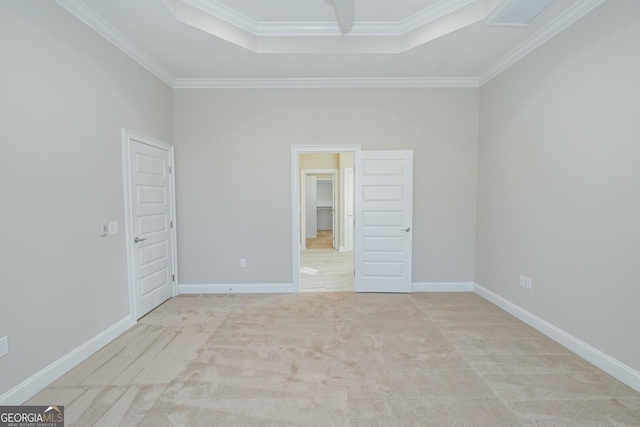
xmin=100 ymin=223 xmax=108 ymax=236
xmin=108 ymin=222 xmax=119 ymax=235
xmin=525 ymin=277 xmax=532 ymax=290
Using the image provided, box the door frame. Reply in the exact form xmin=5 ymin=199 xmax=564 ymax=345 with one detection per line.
xmin=343 ymin=167 xmax=354 ymax=252
xmin=122 ymin=129 xmax=178 ymax=321
xmin=300 ymin=168 xmax=338 ymax=250
xmin=291 ymin=145 xmax=361 ymax=293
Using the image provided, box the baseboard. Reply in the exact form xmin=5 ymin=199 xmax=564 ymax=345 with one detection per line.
xmin=474 ymin=283 xmax=640 ymax=393
xmin=0 ymin=315 xmax=134 ymax=405
xmin=179 ymin=283 xmax=295 ymax=294
xmin=339 ymin=246 xmax=346 ymax=252
xmin=412 ymin=282 xmax=475 ymax=292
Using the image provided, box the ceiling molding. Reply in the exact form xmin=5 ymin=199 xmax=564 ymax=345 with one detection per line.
xmin=183 ymin=0 xmax=477 ymax=37
xmin=172 ymin=77 xmax=481 ymax=89
xmin=55 ymin=0 xmax=175 ymax=87
xmin=166 ymin=0 xmax=486 ymax=52
xmin=55 ymin=0 xmax=605 ymax=90
xmin=478 ymin=0 xmax=608 ymax=85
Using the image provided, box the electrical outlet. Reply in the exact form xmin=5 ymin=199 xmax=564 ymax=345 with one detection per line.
xmin=0 ymin=336 xmax=8 ymax=358
xmin=525 ymin=277 xmax=532 ymax=290
xmin=240 ymin=258 xmax=246 ymax=268
xmin=108 ymin=222 xmax=119 ymax=235
xmin=519 ymin=275 xmax=525 ymax=288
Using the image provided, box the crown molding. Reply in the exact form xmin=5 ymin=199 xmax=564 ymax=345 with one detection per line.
xmin=478 ymin=0 xmax=608 ymax=85
xmin=172 ymin=77 xmax=480 ymax=89
xmin=55 ymin=0 xmax=175 ymax=87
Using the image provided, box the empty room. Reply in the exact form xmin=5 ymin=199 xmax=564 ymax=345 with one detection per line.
xmin=1 ymin=0 xmax=639 ymax=425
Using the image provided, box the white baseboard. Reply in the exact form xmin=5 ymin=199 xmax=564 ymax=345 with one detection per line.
xmin=179 ymin=283 xmax=295 ymax=294
xmin=339 ymin=246 xmax=346 ymax=252
xmin=0 ymin=315 xmax=134 ymax=405
xmin=474 ymin=283 xmax=640 ymax=393
xmin=412 ymin=282 xmax=475 ymax=292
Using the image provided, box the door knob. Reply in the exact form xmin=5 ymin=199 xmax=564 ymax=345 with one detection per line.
xmin=134 ymin=237 xmax=147 ymax=243
xmin=402 ymin=227 xmax=411 ymax=232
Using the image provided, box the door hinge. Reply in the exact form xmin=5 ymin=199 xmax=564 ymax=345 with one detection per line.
xmin=170 ymin=220 xmax=173 ymax=228
xmin=169 ymin=166 xmax=172 ymax=174
xmin=172 ymin=274 xmax=175 ymax=282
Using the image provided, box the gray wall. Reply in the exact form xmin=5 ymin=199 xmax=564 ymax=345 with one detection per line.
xmin=476 ymin=0 xmax=640 ymax=372
xmin=0 ymin=1 xmax=173 ymax=397
xmin=173 ymin=88 xmax=479 ymax=285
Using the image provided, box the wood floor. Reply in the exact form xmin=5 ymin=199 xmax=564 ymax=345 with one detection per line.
xmin=305 ymin=230 xmax=334 ymax=249
xmin=300 ymin=248 xmax=353 ymax=292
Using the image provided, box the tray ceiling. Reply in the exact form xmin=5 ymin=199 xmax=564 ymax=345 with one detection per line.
xmin=54 ymin=0 xmax=608 ymax=87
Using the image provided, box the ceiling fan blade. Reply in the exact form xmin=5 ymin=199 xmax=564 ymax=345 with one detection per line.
xmin=334 ymin=0 xmax=354 ymax=34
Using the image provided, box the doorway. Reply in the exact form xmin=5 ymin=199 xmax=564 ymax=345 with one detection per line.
xmin=292 ymin=146 xmax=360 ymax=293
xmin=291 ymin=146 xmax=414 ymax=294
xmin=301 ymin=169 xmax=338 ymax=250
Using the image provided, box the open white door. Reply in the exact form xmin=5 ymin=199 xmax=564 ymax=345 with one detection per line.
xmin=354 ymin=150 xmax=413 ymax=293
xmin=123 ymin=131 xmax=176 ymax=319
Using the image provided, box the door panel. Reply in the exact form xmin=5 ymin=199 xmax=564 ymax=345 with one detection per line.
xmin=355 ymin=150 xmax=413 ymax=293
xmin=130 ymin=140 xmax=174 ymax=318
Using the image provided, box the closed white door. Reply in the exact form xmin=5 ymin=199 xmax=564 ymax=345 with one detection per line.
xmin=129 ymin=139 xmax=175 ymax=318
xmin=354 ymin=150 xmax=413 ymax=293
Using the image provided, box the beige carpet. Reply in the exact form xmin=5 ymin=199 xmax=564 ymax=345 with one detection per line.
xmin=27 ymin=293 xmax=640 ymax=426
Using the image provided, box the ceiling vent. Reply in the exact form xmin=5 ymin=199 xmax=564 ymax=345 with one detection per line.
xmin=488 ymin=0 xmax=557 ymax=27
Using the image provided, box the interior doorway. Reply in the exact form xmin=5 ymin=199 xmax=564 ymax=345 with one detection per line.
xmin=301 ymin=169 xmax=338 ymax=250
xmin=291 ymin=146 xmax=360 ymax=293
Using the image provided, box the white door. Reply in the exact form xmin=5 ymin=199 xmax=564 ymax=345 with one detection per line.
xmin=354 ymin=150 xmax=413 ymax=293
xmin=305 ymin=175 xmax=317 ymax=239
xmin=128 ymin=138 xmax=175 ymax=318
xmin=332 ymin=178 xmax=337 ymax=249
xmin=344 ymin=167 xmax=354 ymax=252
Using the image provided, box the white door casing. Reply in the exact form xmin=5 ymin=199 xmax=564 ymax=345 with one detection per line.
xmin=122 ymin=130 xmax=177 ymax=320
xmin=354 ymin=150 xmax=413 ymax=293
xmin=292 ymin=146 xmax=361 ymax=292
xmin=332 ymin=177 xmax=337 ymax=249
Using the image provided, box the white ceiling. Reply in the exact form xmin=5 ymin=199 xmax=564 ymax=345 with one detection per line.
xmin=54 ymin=0 xmax=607 ymax=88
